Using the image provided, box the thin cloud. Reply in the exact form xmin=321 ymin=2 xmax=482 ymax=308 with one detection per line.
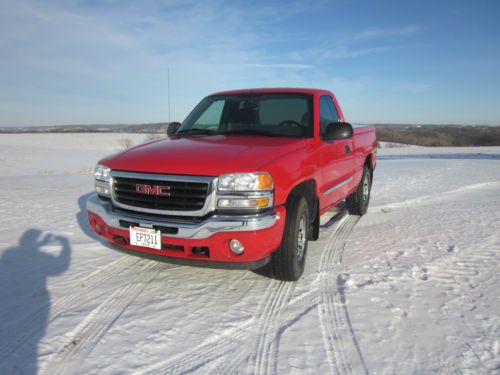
xmin=286 ymin=24 xmax=422 ymax=63
xmin=240 ymin=63 xmax=313 ymax=69
xmin=351 ymin=25 xmax=421 ymax=41
xmin=0 ymin=1 xmax=435 ymax=126
xmin=323 ymin=46 xmax=394 ymax=60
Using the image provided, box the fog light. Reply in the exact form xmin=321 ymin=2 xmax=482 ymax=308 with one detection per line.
xmin=95 ymin=185 xmax=110 ymax=196
xmin=229 ymin=239 xmax=244 ymax=255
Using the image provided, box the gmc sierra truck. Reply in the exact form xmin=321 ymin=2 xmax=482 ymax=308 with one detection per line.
xmin=87 ymin=88 xmax=377 ymax=281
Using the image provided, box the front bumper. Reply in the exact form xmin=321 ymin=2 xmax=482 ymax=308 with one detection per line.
xmin=87 ymin=194 xmax=286 ymax=268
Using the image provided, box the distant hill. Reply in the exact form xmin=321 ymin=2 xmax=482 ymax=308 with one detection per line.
xmin=374 ymin=125 xmax=500 ymax=147
xmin=372 ymin=123 xmax=499 ymax=128
xmin=2 ymin=122 xmax=500 ymax=147
xmin=0 ymin=122 xmax=171 ymax=134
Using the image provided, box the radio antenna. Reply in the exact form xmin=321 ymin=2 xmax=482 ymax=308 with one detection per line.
xmin=167 ymin=68 xmax=171 ymax=124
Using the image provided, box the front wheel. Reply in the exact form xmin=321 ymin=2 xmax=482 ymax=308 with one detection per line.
xmin=271 ymin=196 xmax=309 ymax=281
xmin=346 ymin=166 xmax=372 ymax=215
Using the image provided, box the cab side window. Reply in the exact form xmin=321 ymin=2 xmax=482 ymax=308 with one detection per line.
xmin=319 ymin=95 xmax=340 ymax=137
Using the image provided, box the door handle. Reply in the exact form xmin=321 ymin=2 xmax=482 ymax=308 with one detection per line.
xmin=345 ymin=145 xmax=351 ymax=154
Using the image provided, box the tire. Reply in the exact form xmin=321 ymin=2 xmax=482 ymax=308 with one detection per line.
xmin=271 ymin=196 xmax=309 ymax=281
xmin=346 ymin=166 xmax=372 ymax=215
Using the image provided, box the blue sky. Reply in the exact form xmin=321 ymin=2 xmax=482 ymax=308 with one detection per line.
xmin=1 ymin=0 xmax=499 ymax=126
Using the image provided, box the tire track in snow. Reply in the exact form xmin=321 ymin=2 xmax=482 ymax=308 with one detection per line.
xmin=219 ymin=297 xmax=318 ymax=375
xmin=133 ymin=210 xmax=352 ymax=375
xmin=333 ymin=217 xmax=368 ymax=375
xmin=136 ymin=320 xmax=253 ymax=375
xmin=0 ymin=255 xmax=145 ymax=357
xmin=216 ymin=213 xmax=352 ymax=374
xmin=214 ymin=211 xmax=351 ymax=374
xmin=245 ymin=280 xmax=295 ymax=375
xmin=316 ymin=215 xmax=356 ymax=375
xmin=207 ymin=281 xmax=294 ymax=375
xmin=314 ymin=215 xmax=368 ymax=375
xmin=137 ymin=269 xmax=299 ymax=374
xmin=133 ymin=278 xmax=277 ymax=374
xmin=127 ymin=270 xmax=256 ymax=362
xmin=43 ymin=261 xmax=164 ymax=375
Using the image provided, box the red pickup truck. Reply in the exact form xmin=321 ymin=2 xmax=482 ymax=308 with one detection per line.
xmin=87 ymin=88 xmax=376 ymax=280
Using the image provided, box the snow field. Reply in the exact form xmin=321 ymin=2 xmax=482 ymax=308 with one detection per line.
xmin=0 ymin=133 xmax=498 ymax=374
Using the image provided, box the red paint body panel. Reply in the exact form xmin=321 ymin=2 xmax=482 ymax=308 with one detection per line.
xmin=101 ymin=136 xmax=309 ymax=180
xmin=88 ymin=208 xmax=286 ymax=263
xmin=90 ymin=88 xmax=377 ymax=265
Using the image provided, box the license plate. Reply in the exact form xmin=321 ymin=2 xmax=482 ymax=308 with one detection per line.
xmin=129 ymin=226 xmax=161 ymax=250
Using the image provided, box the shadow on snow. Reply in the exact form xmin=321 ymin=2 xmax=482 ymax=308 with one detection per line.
xmin=0 ymin=229 xmax=71 ymax=374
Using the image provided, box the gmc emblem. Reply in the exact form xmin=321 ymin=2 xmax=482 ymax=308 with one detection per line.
xmin=135 ymin=184 xmax=171 ymax=196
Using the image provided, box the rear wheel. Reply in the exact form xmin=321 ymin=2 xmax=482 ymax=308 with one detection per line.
xmin=346 ymin=166 xmax=372 ymax=215
xmin=271 ymin=196 xmax=309 ymax=281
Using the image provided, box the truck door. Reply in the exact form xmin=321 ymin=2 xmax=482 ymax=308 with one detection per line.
xmin=319 ymin=95 xmax=355 ymax=209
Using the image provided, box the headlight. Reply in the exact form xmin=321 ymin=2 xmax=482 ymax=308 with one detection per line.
xmin=94 ymin=164 xmax=111 ymax=197
xmin=216 ymin=172 xmax=273 ymax=210
xmin=94 ymin=164 xmax=111 ymax=182
xmin=218 ymin=172 xmax=273 ymax=192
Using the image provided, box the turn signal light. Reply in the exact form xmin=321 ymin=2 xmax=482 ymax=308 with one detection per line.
xmin=257 ymin=173 xmax=274 ymax=190
xmin=217 ymin=197 xmax=270 ymax=208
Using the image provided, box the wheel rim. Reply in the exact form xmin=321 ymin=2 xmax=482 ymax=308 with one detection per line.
xmin=297 ymin=216 xmax=306 ymax=261
xmin=362 ymin=173 xmax=370 ymax=203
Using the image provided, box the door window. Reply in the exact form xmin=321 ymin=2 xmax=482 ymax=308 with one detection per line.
xmin=319 ymin=95 xmax=340 ymax=136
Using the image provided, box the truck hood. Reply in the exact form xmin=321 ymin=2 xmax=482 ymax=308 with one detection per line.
xmin=100 ymin=135 xmax=308 ymax=176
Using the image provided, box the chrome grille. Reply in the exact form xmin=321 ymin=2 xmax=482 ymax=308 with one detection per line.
xmin=110 ymin=171 xmax=214 ymax=215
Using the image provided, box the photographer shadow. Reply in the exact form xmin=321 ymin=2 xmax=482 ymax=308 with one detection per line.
xmin=0 ymin=229 xmax=71 ymax=375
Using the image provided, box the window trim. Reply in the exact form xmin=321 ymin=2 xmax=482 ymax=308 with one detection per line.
xmin=319 ymin=95 xmax=340 ymax=138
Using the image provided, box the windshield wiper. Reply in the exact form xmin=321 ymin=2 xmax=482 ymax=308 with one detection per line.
xmin=222 ymin=129 xmax=276 ymax=137
xmin=176 ymin=128 xmax=219 ymax=135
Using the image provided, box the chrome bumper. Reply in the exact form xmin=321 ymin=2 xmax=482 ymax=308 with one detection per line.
xmin=86 ymin=194 xmax=278 ymax=240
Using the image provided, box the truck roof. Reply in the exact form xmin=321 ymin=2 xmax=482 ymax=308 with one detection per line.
xmin=211 ymin=88 xmax=333 ymax=96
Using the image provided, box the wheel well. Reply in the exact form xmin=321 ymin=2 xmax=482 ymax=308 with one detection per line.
xmin=287 ymin=180 xmax=319 ymax=241
xmin=365 ymin=154 xmax=374 ymax=180
xmin=365 ymin=154 xmax=372 ymax=169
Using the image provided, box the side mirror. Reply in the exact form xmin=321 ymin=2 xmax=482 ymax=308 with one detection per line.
xmin=323 ymin=122 xmax=353 ymax=140
xmin=166 ymin=122 xmax=181 ymax=137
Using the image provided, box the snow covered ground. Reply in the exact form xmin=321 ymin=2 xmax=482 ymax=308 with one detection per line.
xmin=0 ymin=134 xmax=498 ymax=374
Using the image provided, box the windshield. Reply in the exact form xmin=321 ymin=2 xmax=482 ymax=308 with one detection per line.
xmin=177 ymin=93 xmax=313 ymax=138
